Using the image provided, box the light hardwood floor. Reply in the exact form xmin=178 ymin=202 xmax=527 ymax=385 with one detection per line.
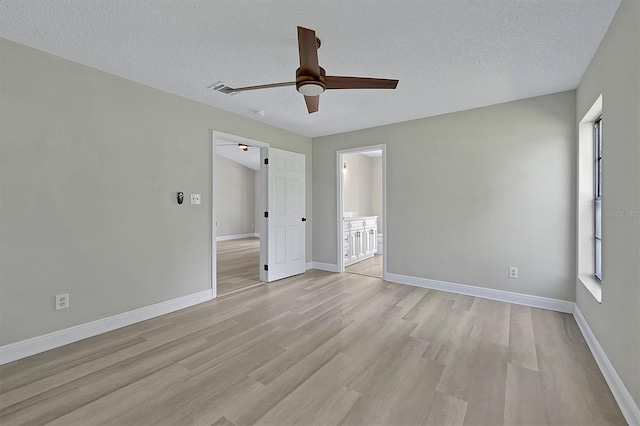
xmin=0 ymin=270 xmax=625 ymax=425
xmin=345 ymin=254 xmax=382 ymax=278
xmin=217 ymin=237 xmax=262 ymax=296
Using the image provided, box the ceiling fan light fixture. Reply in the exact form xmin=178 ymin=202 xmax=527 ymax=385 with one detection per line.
xmin=297 ymin=82 xmax=325 ymax=96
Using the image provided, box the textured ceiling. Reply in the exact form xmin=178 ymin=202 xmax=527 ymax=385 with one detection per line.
xmin=0 ymin=0 xmax=621 ymax=138
xmin=361 ymin=150 xmax=383 ymax=158
xmin=216 ymin=141 xmax=261 ymax=171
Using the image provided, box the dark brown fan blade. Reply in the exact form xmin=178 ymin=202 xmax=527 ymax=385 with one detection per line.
xmin=298 ymin=26 xmax=320 ymax=78
xmin=222 ymin=81 xmax=296 ymax=93
xmin=304 ymin=95 xmax=319 ymax=113
xmin=325 ymin=76 xmax=399 ymax=90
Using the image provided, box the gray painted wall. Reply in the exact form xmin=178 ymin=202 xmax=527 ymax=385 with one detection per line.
xmin=0 ymin=39 xmax=312 ymax=345
xmin=342 ymin=153 xmax=383 ymax=230
xmin=343 ymin=153 xmax=373 ymax=217
xmin=314 ymin=91 xmax=577 ymax=301
xmin=215 ymin=154 xmax=255 ymax=237
xmin=575 ymin=0 xmax=640 ymax=405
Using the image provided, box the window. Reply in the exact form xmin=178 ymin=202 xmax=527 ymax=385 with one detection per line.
xmin=577 ymin=95 xmax=602 ymax=301
xmin=594 ymin=117 xmax=602 ymax=280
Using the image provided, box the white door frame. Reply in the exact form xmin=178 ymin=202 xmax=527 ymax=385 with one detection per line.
xmin=212 ymin=130 xmax=270 ymax=297
xmin=336 ymin=144 xmax=387 ymax=278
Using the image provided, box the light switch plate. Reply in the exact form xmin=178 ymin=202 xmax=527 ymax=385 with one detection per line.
xmin=191 ymin=193 xmax=201 ymax=205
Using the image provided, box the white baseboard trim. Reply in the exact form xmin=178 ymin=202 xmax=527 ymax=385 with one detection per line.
xmin=216 ymin=233 xmax=259 ymax=241
xmin=305 ymin=262 xmax=313 ymax=271
xmin=311 ymin=262 xmax=339 ymax=273
xmin=573 ymin=305 xmax=640 ymax=425
xmin=0 ymin=289 xmax=214 ymax=365
xmin=385 ymin=272 xmax=574 ymax=313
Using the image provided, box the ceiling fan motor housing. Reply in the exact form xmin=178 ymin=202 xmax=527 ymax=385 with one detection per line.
xmin=296 ymin=67 xmax=326 ymax=96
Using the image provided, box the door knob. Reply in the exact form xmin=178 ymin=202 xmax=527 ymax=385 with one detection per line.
xmin=301 ymin=218 xmax=307 ymax=221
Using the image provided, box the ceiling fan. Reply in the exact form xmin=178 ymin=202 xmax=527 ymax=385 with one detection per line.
xmin=211 ymin=26 xmax=399 ymax=114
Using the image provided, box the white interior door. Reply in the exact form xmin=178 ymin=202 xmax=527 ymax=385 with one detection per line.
xmin=266 ymin=148 xmax=306 ymax=282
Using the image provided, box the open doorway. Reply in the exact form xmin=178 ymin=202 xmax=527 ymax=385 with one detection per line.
xmin=214 ymin=134 xmax=267 ymax=296
xmin=337 ymin=145 xmax=386 ymax=279
xmin=212 ymin=131 xmax=307 ymax=297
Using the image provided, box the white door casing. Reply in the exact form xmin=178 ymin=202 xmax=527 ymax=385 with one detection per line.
xmin=266 ymin=148 xmax=306 ymax=281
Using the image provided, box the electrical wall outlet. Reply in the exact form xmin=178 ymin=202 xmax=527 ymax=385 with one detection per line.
xmin=55 ymin=293 xmax=69 ymax=310
xmin=508 ymin=266 xmax=519 ymax=279
xmin=190 ymin=193 xmax=201 ymax=205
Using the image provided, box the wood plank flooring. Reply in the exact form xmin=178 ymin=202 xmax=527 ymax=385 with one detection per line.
xmin=345 ymin=254 xmax=382 ymax=278
xmin=217 ymin=238 xmax=262 ymax=296
xmin=0 ymin=270 xmax=626 ymax=425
